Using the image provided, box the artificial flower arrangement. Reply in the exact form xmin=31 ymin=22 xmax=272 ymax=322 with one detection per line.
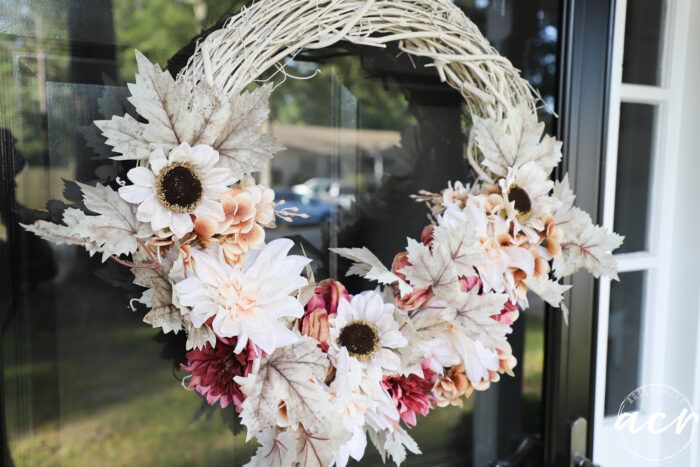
xmin=21 ymin=2 xmax=622 ymax=466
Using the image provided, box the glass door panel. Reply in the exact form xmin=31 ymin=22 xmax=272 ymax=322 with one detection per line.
xmin=1 ymin=1 xmax=560 ymax=465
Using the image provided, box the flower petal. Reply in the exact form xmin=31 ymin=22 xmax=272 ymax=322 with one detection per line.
xmin=127 ymin=167 xmax=155 ymax=187
xmin=119 ymin=185 xmax=153 ymax=204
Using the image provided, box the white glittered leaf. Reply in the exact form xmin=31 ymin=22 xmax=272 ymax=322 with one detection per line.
xmin=403 ymin=238 xmax=459 ymax=299
xmin=472 ymin=105 xmax=562 ymax=178
xmin=553 ymin=210 xmax=623 ymax=280
xmin=74 ymin=182 xmax=153 ymax=261
xmin=432 ymin=221 xmax=485 ymax=278
xmin=295 ymin=423 xmax=352 ymax=467
xmin=183 ymin=315 xmax=216 ymax=350
xmin=331 ymin=247 xmax=411 ymax=296
xmin=21 ymin=208 xmax=95 ymax=250
xmin=132 ymin=267 xmax=182 ymax=334
xmin=235 ymin=337 xmax=332 ymax=439
xmin=552 ymin=174 xmax=575 ymax=223
xmin=93 ymin=113 xmax=150 ymax=160
xmin=213 ymin=83 xmax=284 ymax=177
xmin=442 ymin=290 xmax=510 ymax=352
xmin=369 ymin=427 xmax=421 ymax=466
xmin=246 ymin=429 xmax=300 ymax=467
xmin=522 ymin=277 xmax=572 ymax=308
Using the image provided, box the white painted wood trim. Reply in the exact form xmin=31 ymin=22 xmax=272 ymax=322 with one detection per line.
xmin=619 ymin=84 xmax=670 ymax=103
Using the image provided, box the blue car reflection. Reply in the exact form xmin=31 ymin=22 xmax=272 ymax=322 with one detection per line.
xmin=275 ymin=189 xmax=335 ymax=225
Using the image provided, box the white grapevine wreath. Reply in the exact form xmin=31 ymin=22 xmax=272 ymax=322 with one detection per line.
xmin=22 ymin=1 xmax=623 ymax=465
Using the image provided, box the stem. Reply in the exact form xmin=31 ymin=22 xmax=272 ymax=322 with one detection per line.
xmin=137 ymin=238 xmax=162 ymax=271
xmin=109 ymin=255 xmax=159 ymax=270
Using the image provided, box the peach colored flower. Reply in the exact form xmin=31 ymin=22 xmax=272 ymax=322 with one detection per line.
xmin=543 ymin=215 xmax=563 ymax=258
xmin=301 ymin=308 xmax=330 ymax=347
xmin=433 ymin=363 xmax=472 ymax=408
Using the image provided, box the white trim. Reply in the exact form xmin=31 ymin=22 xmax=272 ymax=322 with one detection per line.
xmin=613 ymin=252 xmax=658 ymax=272
xmin=593 ymin=0 xmax=695 ymax=463
xmin=619 ymin=84 xmax=670 ymax=103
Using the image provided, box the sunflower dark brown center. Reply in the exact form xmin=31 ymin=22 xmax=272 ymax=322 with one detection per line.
xmin=507 ymin=184 xmax=532 ymax=220
xmin=338 ymin=320 xmax=380 ymax=361
xmin=156 ymin=163 xmax=203 ymax=213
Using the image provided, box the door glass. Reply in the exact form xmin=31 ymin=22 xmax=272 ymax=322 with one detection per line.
xmin=604 ymin=270 xmax=647 ymax=415
xmin=622 ymin=0 xmax=667 ymax=86
xmin=0 ymin=1 xmax=560 ymax=465
xmin=613 ymin=103 xmax=657 ymax=253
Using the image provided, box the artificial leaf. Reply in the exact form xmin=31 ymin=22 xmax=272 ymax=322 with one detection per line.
xmin=553 ymin=211 xmax=624 ymax=280
xmin=551 ymin=174 xmax=575 ymax=223
xmin=331 ymin=247 xmax=412 ymax=296
xmin=472 ymin=105 xmax=562 ymax=178
xmin=212 ymin=83 xmax=284 ymax=177
xmin=522 ymin=277 xmax=572 ymax=308
xmin=402 ymin=238 xmax=459 ymax=299
xmin=93 ymin=113 xmax=151 ymax=160
xmin=183 ymin=315 xmax=217 ymax=350
xmin=432 ymin=219 xmax=485 ymax=278
xmin=132 ymin=267 xmax=182 ymax=334
xmin=369 ymin=427 xmax=421 ymax=466
xmin=441 ymin=289 xmax=510 ymax=351
xmin=246 ymin=429 xmax=300 ymax=467
xmin=295 ymin=423 xmax=352 ymax=467
xmin=21 ymin=207 xmax=94 ymax=249
xmin=235 ymin=337 xmax=332 ymax=438
xmin=74 ymin=182 xmax=152 ymax=261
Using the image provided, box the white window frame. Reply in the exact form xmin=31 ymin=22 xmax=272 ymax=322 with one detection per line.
xmin=593 ymin=0 xmax=693 ymax=464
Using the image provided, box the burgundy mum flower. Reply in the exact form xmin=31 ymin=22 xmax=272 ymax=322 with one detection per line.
xmin=383 ymin=360 xmax=437 ymax=428
xmin=181 ymin=336 xmax=258 ymax=411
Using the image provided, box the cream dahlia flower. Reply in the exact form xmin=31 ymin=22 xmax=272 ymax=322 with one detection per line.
xmin=118 ymin=143 xmax=235 ymax=238
xmin=173 ymin=239 xmax=310 ymax=354
xmin=328 ymin=292 xmax=407 ymax=379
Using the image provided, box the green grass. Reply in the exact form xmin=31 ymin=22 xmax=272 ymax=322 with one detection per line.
xmin=5 ymin=312 xmax=544 ymax=466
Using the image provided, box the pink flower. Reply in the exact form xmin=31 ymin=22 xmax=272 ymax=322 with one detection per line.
xmin=181 ymin=336 xmax=259 ymax=411
xmin=496 ymin=299 xmax=519 ymax=326
xmin=420 ymin=224 xmax=434 ymax=246
xmin=306 ymin=278 xmax=349 ymax=315
xmin=392 ymin=252 xmax=433 ymax=311
xmin=383 ymin=360 xmax=437 ymax=428
xmin=300 ymin=279 xmax=349 ymax=351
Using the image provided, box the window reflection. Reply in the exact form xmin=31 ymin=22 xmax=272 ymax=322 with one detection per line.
xmin=1 ymin=1 xmax=559 ymax=466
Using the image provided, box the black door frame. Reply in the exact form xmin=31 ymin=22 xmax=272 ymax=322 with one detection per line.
xmin=544 ymin=0 xmax=616 ymax=465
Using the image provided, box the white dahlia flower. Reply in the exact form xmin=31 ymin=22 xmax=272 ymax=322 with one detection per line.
xmin=118 ymin=143 xmax=235 ymax=238
xmin=173 ymin=239 xmax=310 ymax=354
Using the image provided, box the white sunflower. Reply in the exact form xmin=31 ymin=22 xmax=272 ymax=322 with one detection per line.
xmin=118 ymin=143 xmax=235 ymax=238
xmin=329 ymin=291 xmax=407 ymax=379
xmin=498 ymin=161 xmax=554 ymax=240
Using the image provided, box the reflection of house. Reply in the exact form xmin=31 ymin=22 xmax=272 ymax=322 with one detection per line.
xmin=266 ymin=122 xmax=401 ymax=188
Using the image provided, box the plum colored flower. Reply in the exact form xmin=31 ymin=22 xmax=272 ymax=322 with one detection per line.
xmin=382 ymin=360 xmax=437 ymax=428
xmin=181 ymin=336 xmax=258 ymax=411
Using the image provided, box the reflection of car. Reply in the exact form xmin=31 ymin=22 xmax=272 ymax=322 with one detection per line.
xmin=292 ymin=178 xmax=355 ymax=211
xmin=275 ymin=190 xmax=335 ymax=225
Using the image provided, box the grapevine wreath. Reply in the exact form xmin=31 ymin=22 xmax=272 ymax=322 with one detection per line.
xmin=22 ymin=1 xmax=623 ymax=466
